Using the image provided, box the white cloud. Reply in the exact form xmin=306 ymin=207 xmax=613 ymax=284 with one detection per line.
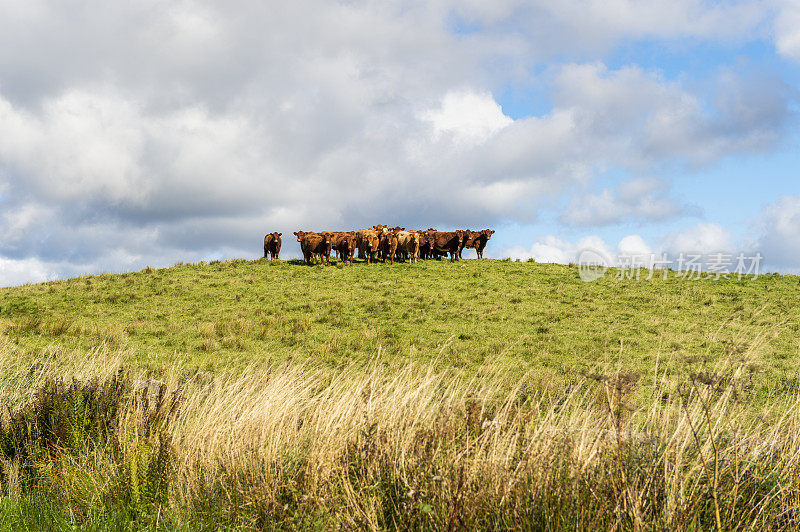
xmin=503 ymin=234 xmax=616 ymax=264
xmin=532 ymin=0 xmax=767 ymax=45
xmin=618 ymin=234 xmax=652 ymax=257
xmin=422 ymin=89 xmax=512 ymax=144
xmin=0 ymin=256 xmax=55 ymax=287
xmin=755 ymin=194 xmax=800 ymax=268
xmin=663 ymin=222 xmax=733 ymax=254
xmin=453 ymin=0 xmax=768 ymax=55
xmin=0 ymin=0 xmax=794 ymax=281
xmin=562 ymin=177 xmax=695 ymax=226
xmin=507 ymin=225 xmax=739 ymax=269
xmin=775 ymin=0 xmax=800 ymax=62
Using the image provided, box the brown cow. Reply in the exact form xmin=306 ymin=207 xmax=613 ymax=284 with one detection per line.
xmin=331 ymin=231 xmax=357 ymax=265
xmin=356 ymin=229 xmax=380 ymax=263
xmin=294 ymin=231 xmax=333 ymax=265
xmin=416 ymin=229 xmax=436 ymax=260
xmin=429 ymin=230 xmax=467 ymax=262
xmin=379 ymin=230 xmax=398 ymax=264
xmin=461 ymin=229 xmax=495 ymax=259
xmin=395 ymin=230 xmax=420 ymax=263
xmin=263 ymin=232 xmax=282 ymax=259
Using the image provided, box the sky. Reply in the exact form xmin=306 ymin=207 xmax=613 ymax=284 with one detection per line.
xmin=1 ymin=0 xmax=799 ymax=286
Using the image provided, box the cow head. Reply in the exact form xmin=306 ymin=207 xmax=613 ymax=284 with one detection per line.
xmin=346 ymin=234 xmax=357 ymax=253
xmin=272 ymin=232 xmax=282 ymax=240
xmin=456 ymin=230 xmax=467 ymax=243
xmin=368 ymin=234 xmax=379 ymax=251
xmin=418 ymin=230 xmax=434 ymax=247
xmin=461 ymin=230 xmax=474 ymax=245
xmin=321 ymin=232 xmax=332 ymax=247
xmin=293 ymin=231 xmax=306 ymax=242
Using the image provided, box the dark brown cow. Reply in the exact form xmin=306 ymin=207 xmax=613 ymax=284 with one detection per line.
xmin=263 ymin=232 xmax=282 ymax=259
xmin=331 ymin=231 xmax=357 ymax=265
xmin=415 ymin=229 xmax=436 ymax=260
xmin=456 ymin=230 xmax=475 ymax=260
xmin=429 ymin=230 xmax=467 ymax=262
xmin=379 ymin=230 xmax=398 ymax=264
xmin=461 ymin=229 xmax=495 ymax=259
xmin=356 ymin=229 xmax=380 ymax=263
xmin=294 ymin=231 xmax=333 ymax=265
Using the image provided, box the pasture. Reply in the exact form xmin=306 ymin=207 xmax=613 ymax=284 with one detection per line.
xmin=1 ymin=258 xmax=800 ymax=529
xmin=1 ymin=258 xmax=797 ymax=395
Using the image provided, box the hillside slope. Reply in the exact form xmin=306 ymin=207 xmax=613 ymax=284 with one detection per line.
xmin=1 ymin=258 xmax=798 ymax=395
xmin=3 ymin=258 xmax=800 ymax=529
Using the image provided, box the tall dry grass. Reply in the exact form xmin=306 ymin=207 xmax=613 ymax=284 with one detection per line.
xmin=1 ymin=340 xmax=800 ymax=529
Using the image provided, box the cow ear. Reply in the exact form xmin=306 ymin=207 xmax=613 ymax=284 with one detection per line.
xmin=278 ymin=233 xmax=282 ymax=236
xmin=293 ymin=231 xmax=298 ymax=236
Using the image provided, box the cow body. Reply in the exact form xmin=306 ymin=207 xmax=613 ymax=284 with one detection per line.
xmin=462 ymin=229 xmax=495 ymax=259
xmin=430 ymin=231 xmax=467 ymax=262
xmin=263 ymin=232 xmax=282 ymax=259
xmin=395 ymin=231 xmax=420 ymax=262
xmin=294 ymin=231 xmax=333 ymax=265
xmin=331 ymin=232 xmax=357 ymax=265
xmin=416 ymin=229 xmax=436 ymax=260
xmin=378 ymin=231 xmax=397 ymax=264
xmin=379 ymin=230 xmax=398 ymax=264
xmin=356 ymin=229 xmax=380 ymax=263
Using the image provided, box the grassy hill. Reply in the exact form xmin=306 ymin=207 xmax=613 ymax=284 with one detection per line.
xmin=1 ymin=258 xmax=798 ymax=396
xmin=1 ymin=258 xmax=800 ymax=529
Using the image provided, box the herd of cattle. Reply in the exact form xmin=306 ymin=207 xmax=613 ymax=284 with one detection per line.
xmin=263 ymin=226 xmax=495 ymax=265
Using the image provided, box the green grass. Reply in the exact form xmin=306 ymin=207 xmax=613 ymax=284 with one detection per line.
xmin=2 ymin=258 xmax=800 ymax=529
xmin=1 ymin=258 xmax=798 ymax=399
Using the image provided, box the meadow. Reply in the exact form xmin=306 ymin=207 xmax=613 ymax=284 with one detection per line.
xmin=0 ymin=257 xmax=799 ymax=529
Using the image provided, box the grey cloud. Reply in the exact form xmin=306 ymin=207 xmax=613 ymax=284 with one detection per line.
xmin=561 ymin=178 xmax=700 ymax=226
xmin=0 ymin=0 xmax=795 ymax=285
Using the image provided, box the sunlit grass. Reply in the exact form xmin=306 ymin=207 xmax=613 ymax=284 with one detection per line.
xmin=1 ymin=258 xmax=798 ymax=401
xmin=1 ymin=258 xmax=799 ymax=528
